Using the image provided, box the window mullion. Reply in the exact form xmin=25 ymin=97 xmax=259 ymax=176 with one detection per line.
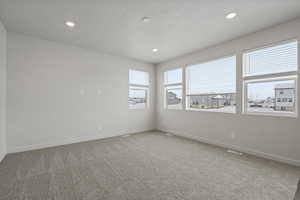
xmin=244 ymin=71 xmax=298 ymax=81
xmin=182 ymin=66 xmax=186 ymax=110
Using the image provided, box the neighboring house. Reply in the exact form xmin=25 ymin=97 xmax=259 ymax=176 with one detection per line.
xmin=167 ymin=91 xmax=181 ymax=105
xmin=262 ymin=97 xmax=275 ymax=108
xmin=188 ymin=93 xmax=235 ymax=109
xmin=274 ymin=83 xmax=295 ymax=111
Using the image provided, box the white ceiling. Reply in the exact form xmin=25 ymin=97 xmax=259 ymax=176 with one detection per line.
xmin=1 ymin=0 xmax=300 ymax=64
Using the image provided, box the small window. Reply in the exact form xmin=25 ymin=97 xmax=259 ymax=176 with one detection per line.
xmin=129 ymin=69 xmax=149 ymax=85
xmin=164 ymin=68 xmax=182 ymax=85
xmin=129 ymin=69 xmax=149 ymax=109
xmin=243 ymin=40 xmax=297 ymax=76
xmin=186 ymin=56 xmax=236 ymax=113
xmin=243 ymin=40 xmax=298 ymax=117
xmin=164 ymin=68 xmax=183 ymax=110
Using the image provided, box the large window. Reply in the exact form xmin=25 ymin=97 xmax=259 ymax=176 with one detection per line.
xmin=164 ymin=68 xmax=183 ymax=109
xmin=186 ymin=56 xmax=236 ymax=113
xmin=129 ymin=69 xmax=149 ymax=109
xmin=243 ymin=40 xmax=298 ymax=117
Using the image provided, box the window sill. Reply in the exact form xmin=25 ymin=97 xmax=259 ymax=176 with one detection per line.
xmin=129 ymin=107 xmax=149 ymax=110
xmin=185 ymin=108 xmax=236 ymax=114
xmin=165 ymin=109 xmax=183 ymax=111
xmin=242 ymin=111 xmax=298 ymax=118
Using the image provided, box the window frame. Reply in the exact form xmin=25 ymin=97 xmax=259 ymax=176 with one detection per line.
xmin=185 ymin=55 xmax=237 ymax=114
xmin=242 ymin=39 xmax=298 ymax=118
xmin=164 ymin=68 xmax=183 ymax=110
xmin=128 ymin=69 xmax=150 ymax=110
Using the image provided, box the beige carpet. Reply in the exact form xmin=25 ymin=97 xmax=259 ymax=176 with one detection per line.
xmin=0 ymin=131 xmax=300 ymax=200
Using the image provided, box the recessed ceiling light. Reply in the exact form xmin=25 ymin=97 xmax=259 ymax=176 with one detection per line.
xmin=226 ymin=12 xmax=237 ymax=19
xmin=152 ymin=48 xmax=158 ymax=52
xmin=142 ymin=17 xmax=151 ymax=23
xmin=65 ymin=21 xmax=76 ymax=28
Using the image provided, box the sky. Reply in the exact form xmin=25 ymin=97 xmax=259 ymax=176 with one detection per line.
xmin=186 ymin=56 xmax=236 ymax=94
xmin=129 ymin=70 xmax=149 ymax=85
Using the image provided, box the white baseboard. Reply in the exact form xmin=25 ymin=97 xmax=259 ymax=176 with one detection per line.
xmin=8 ymin=129 xmax=153 ymax=154
xmin=159 ymin=129 xmax=300 ymax=167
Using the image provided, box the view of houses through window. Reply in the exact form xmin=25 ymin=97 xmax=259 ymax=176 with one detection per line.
xmin=164 ymin=68 xmax=183 ymax=109
xmin=166 ymin=86 xmax=182 ymax=109
xmin=246 ymin=79 xmax=296 ymax=113
xmin=186 ymin=56 xmax=236 ymax=113
xmin=129 ymin=69 xmax=149 ymax=109
xmin=163 ymin=40 xmax=298 ymax=117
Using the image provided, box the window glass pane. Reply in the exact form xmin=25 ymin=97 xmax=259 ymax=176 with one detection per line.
xmin=187 ymin=93 xmax=236 ymax=113
xmin=129 ymin=70 xmax=149 ymax=85
xmin=246 ymin=79 xmax=296 ymax=113
xmin=129 ymin=87 xmax=148 ymax=109
xmin=164 ymin=68 xmax=182 ymax=85
xmin=244 ymin=41 xmax=298 ymax=76
xmin=166 ymin=86 xmax=182 ymax=109
xmin=186 ymin=56 xmax=236 ymax=112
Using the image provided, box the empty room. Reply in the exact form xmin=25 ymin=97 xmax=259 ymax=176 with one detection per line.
xmin=1 ymin=0 xmax=300 ymax=199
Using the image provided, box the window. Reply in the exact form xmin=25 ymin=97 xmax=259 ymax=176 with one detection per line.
xmin=244 ymin=41 xmax=297 ymax=76
xmin=129 ymin=69 xmax=149 ymax=109
xmin=164 ymin=68 xmax=183 ymax=109
xmin=186 ymin=56 xmax=236 ymax=113
xmin=243 ymin=40 xmax=298 ymax=117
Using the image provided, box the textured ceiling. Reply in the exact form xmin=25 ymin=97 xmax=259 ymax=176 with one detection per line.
xmin=1 ymin=0 xmax=300 ymax=64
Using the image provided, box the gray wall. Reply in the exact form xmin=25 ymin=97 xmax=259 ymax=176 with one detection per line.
xmin=156 ymin=18 xmax=300 ymax=166
xmin=7 ymin=32 xmax=155 ymax=153
xmin=0 ymin=20 xmax=7 ymax=162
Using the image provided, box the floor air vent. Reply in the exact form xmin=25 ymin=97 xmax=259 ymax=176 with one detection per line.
xmin=121 ymin=134 xmax=131 ymax=138
xmin=226 ymin=149 xmax=243 ymax=156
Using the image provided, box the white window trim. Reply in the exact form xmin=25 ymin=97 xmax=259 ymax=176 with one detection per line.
xmin=129 ymin=69 xmax=150 ymax=110
xmin=164 ymin=68 xmax=183 ymax=110
xmin=185 ymin=55 xmax=237 ymax=114
xmin=242 ymin=39 xmax=298 ymax=117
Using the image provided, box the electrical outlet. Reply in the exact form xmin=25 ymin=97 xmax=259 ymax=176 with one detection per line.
xmin=97 ymin=125 xmax=103 ymax=132
xmin=97 ymin=89 xmax=102 ymax=95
